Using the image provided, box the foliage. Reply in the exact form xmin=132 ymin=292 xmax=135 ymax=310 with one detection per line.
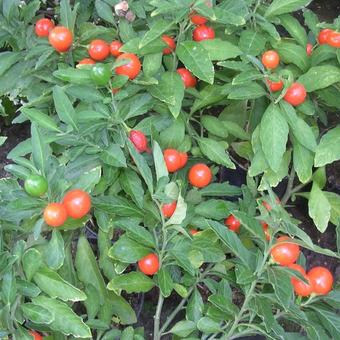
xmin=0 ymin=0 xmax=339 ymax=339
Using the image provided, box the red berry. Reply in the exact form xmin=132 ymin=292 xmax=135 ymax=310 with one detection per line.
xmin=35 ymin=18 xmax=55 ymax=37
xmin=162 ymin=35 xmax=176 ymax=55
xmin=193 ymin=25 xmax=215 ymax=41
xmin=283 ymin=82 xmax=307 ymax=106
xmin=188 ymin=163 xmax=212 ymax=188
xmin=77 ymin=58 xmax=95 ymax=67
xmin=271 ymin=236 xmax=300 ymax=266
xmin=161 ymin=201 xmax=177 ymax=218
xmin=262 ymin=50 xmax=280 ymax=69
xmin=327 ymin=31 xmax=340 ymax=48
xmin=267 ymin=79 xmax=283 ymax=92
xmin=177 ymin=68 xmax=197 ymax=88
xmin=163 ymin=149 xmax=181 ymax=173
xmin=190 ymin=12 xmax=207 ymax=25
xmin=129 ymin=130 xmax=148 ymax=153
xmin=88 ymin=39 xmax=110 ymax=61
xmin=110 ymin=40 xmax=123 ymax=57
xmin=178 ymin=152 xmax=188 ymax=169
xmin=318 ymin=29 xmax=332 ymax=44
xmin=224 ymin=214 xmax=241 ymax=232
xmin=306 ymin=43 xmax=313 ymax=56
xmin=138 ymin=253 xmax=159 ymax=275
xmin=289 ymin=264 xmax=312 ymax=297
xmin=48 ymin=26 xmax=73 ymax=52
xmin=307 ymin=266 xmax=334 ymax=295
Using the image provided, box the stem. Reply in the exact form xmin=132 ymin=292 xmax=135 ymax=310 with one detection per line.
xmin=154 ymin=294 xmax=164 ymax=340
xmin=281 ymin=167 xmax=295 ymax=205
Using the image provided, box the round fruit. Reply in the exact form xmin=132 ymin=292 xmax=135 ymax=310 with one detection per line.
xmin=91 ymin=63 xmax=111 ymax=86
xmin=178 ymin=152 xmax=188 ymax=169
xmin=289 ymin=264 xmax=312 ymax=297
xmin=318 ymin=28 xmax=332 ymax=44
xmin=193 ymin=25 xmax=215 ymax=41
xmin=190 ymin=229 xmax=199 ymax=235
xmin=88 ymin=39 xmax=110 ymax=61
xmin=188 ymin=163 xmax=212 ymax=188
xmin=306 ymin=43 xmax=313 ymax=56
xmin=110 ymin=40 xmax=123 ymax=57
xmin=63 ymin=189 xmax=91 ymax=219
xmin=48 ymin=26 xmax=73 ymax=52
xmin=115 ymin=53 xmax=141 ymax=80
xmin=260 ymin=221 xmax=270 ymax=241
xmin=327 ymin=31 xmax=340 ymax=48
xmin=190 ymin=12 xmax=207 ymax=25
xmin=138 ymin=253 xmax=159 ymax=275
xmin=224 ymin=214 xmax=241 ymax=232
xmin=77 ymin=58 xmax=95 ymax=67
xmin=163 ymin=149 xmax=181 ymax=173
xmin=35 ymin=18 xmax=54 ymax=37
xmin=283 ymin=82 xmax=307 ymax=106
xmin=43 ymin=203 xmax=67 ymax=227
xmin=261 ymin=50 xmax=280 ymax=69
xmin=307 ymin=266 xmax=334 ymax=295
xmin=262 ymin=198 xmax=280 ymax=211
xmin=176 ymin=68 xmax=197 ymax=88
xmin=24 ymin=174 xmax=48 ymax=197
xmin=30 ymin=331 xmax=43 ymax=340
xmin=161 ymin=201 xmax=177 ymax=218
xmin=162 ymin=35 xmax=176 ymax=55
xmin=129 ymin=130 xmax=148 ymax=153
xmin=267 ymin=79 xmax=283 ymax=92
xmin=270 ymin=236 xmax=300 ymax=266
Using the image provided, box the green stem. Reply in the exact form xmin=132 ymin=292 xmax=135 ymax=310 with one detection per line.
xmin=154 ymin=294 xmax=165 ymax=340
xmin=281 ymin=167 xmax=296 ymax=205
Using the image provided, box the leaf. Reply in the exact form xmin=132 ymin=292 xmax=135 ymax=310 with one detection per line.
xmin=16 ymin=279 xmax=41 ymax=298
xmin=298 ymin=66 xmax=340 ymax=92
xmin=0 ymin=51 xmax=21 ymax=77
xmin=53 ymin=86 xmax=78 ymax=131
xmin=200 ymin=39 xmax=242 ymax=61
xmin=195 ymin=199 xmax=236 ymax=220
xmin=197 ymin=317 xmax=222 ymax=333
xmin=314 ymin=126 xmax=340 ymax=167
xmin=53 ymin=67 xmax=93 ymax=85
xmin=232 ymin=211 xmax=265 ymax=240
xmin=260 ymin=104 xmax=289 ymax=172
xmin=276 ymin=41 xmax=309 ymax=71
xmin=323 ymin=192 xmax=340 ymax=226
xmin=153 ymin=141 xmax=168 ymax=181
xmin=143 ymin=53 xmax=163 ymax=77
xmin=108 ymin=235 xmax=151 ymax=263
xmin=31 ymin=124 xmax=51 ymax=176
xmin=139 ymin=19 xmax=174 ymax=48
xmin=198 ymin=138 xmax=235 ymax=169
xmin=192 ymin=85 xmax=226 ymax=113
xmin=32 ymin=296 xmax=91 ymax=338
xmin=95 ymin=0 xmax=115 ymax=23
xmin=265 ymin=0 xmax=313 ymax=17
xmin=22 ymin=248 xmax=42 ymax=281
xmin=157 ymin=267 xmax=173 ymax=297
xmin=208 ymin=293 xmax=238 ymax=315
xmin=186 ymin=288 xmax=204 ymax=322
xmin=176 ymin=41 xmax=215 ymax=84
xmin=166 ymin=193 xmax=187 ymax=226
xmin=279 ymin=14 xmax=307 ymax=47
xmin=100 ymin=144 xmax=127 ymax=168
xmin=159 ymin=118 xmax=185 ymax=149
xmin=127 ymin=140 xmax=154 ymax=194
xmin=208 ymin=220 xmax=254 ymax=269
xmin=292 ymin=139 xmax=313 ymax=184
xmin=44 ymin=230 xmax=65 ymax=270
xmin=200 ymin=183 xmax=242 ymax=197
xmin=120 ymin=169 xmax=144 ymax=209
xmin=308 ymin=183 xmax=331 ymax=233
xmin=239 ymin=30 xmax=266 ymax=56
xmin=267 ymin=267 xmax=293 ymax=311
xmin=107 ymin=272 xmax=155 ymax=293
xmin=22 ymin=108 xmax=60 ymax=132
xmin=75 ymin=235 xmax=107 ymax=304
xmin=228 ymin=83 xmax=266 ymax=100
xmin=170 ymin=320 xmax=196 ymax=337
xmin=33 ymin=266 xmax=87 ymax=302
xmin=21 ymin=303 xmax=54 ymax=325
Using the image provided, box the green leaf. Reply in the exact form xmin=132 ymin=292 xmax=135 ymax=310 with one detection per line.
xmin=32 ymin=295 xmax=91 ymax=338
xmin=200 ymin=183 xmax=242 ymax=197
xmin=292 ymin=139 xmax=313 ymax=184
xmin=208 ymin=293 xmax=238 ymax=315
xmin=232 ymin=70 xmax=263 ymax=85
xmin=16 ymin=279 xmax=41 ymax=297
xmin=298 ymin=66 xmax=340 ymax=92
xmin=100 ymin=144 xmax=127 ymax=168
xmin=308 ymin=305 xmax=340 ymax=338
xmin=0 ymin=51 xmax=21 ymax=77
xmin=53 ymin=86 xmax=78 ymax=131
xmin=31 ymin=124 xmax=51 ymax=176
xmin=170 ymin=320 xmax=196 ymax=337
xmin=267 ymin=267 xmax=293 ymax=311
xmin=139 ymin=19 xmax=174 ymax=48
xmin=143 ymin=53 xmax=163 ymax=77
xmin=195 ymin=199 xmax=236 ymax=220
xmin=95 ymin=0 xmax=115 ymax=23
xmin=21 ymin=303 xmax=54 ymax=325
xmin=228 ymin=83 xmax=266 ymax=100
xmin=166 ymin=193 xmax=187 ymax=226
xmin=186 ymin=288 xmax=204 ymax=322
xmin=176 ymin=41 xmax=215 ymax=84
xmin=324 ymin=192 xmax=340 ymax=226
xmin=22 ymin=248 xmax=42 ymax=281
xmin=191 ymin=85 xmax=226 ymax=113
xmin=208 ymin=220 xmax=253 ymax=269
xmin=107 ymin=272 xmax=155 ymax=293
xmin=276 ymin=41 xmax=309 ymax=71
xmin=197 ymin=317 xmax=222 ymax=333
xmin=22 ymin=108 xmax=60 ymax=132
xmin=53 ymin=67 xmax=93 ymax=85
xmin=308 ymin=183 xmax=331 ymax=233
xmin=279 ymin=14 xmax=307 ymax=47
xmin=314 ymin=126 xmax=340 ymax=167
xmin=120 ymin=169 xmax=144 ymax=209
xmin=265 ymin=0 xmax=313 ymax=17
xmin=127 ymin=140 xmax=154 ymax=194
xmin=153 ymin=141 xmax=168 ymax=181
xmin=239 ymin=30 xmax=266 ymax=56
xmin=33 ymin=266 xmax=87 ymax=302
xmin=75 ymin=235 xmax=107 ymax=304
xmin=44 ymin=230 xmax=65 ymax=270
xmin=108 ymin=235 xmax=151 ymax=263
xmin=232 ymin=211 xmax=265 ymax=239
xmin=157 ymin=267 xmax=173 ymax=297
xmin=159 ymin=118 xmax=185 ymax=149
xmin=260 ymin=104 xmax=289 ymax=172
xmin=200 ymin=39 xmax=242 ymax=61
xmin=198 ymin=138 xmax=235 ymax=169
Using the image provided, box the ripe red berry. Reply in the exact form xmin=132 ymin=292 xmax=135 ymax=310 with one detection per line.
xmin=88 ymin=39 xmax=110 ymax=61
xmin=35 ymin=18 xmax=55 ymax=37
xmin=289 ymin=264 xmax=312 ymax=297
xmin=110 ymin=40 xmax=123 ymax=57
xmin=161 ymin=201 xmax=177 ymax=218
xmin=283 ymin=82 xmax=307 ymax=106
xmin=48 ymin=26 xmax=73 ymax=52
xmin=188 ymin=163 xmax=212 ymax=188
xmin=190 ymin=229 xmax=199 ymax=235
xmin=306 ymin=43 xmax=313 ymax=56
xmin=318 ymin=29 xmax=332 ymax=44
xmin=190 ymin=12 xmax=207 ymax=25
xmin=271 ymin=236 xmax=300 ymax=266
xmin=327 ymin=31 xmax=340 ymax=48
xmin=77 ymin=58 xmax=95 ymax=67
xmin=193 ymin=25 xmax=215 ymax=41
xmin=307 ymin=266 xmax=334 ymax=295
xmin=138 ymin=253 xmax=159 ymax=275
xmin=163 ymin=149 xmax=181 ymax=173
xmin=178 ymin=152 xmax=188 ymax=169
xmin=115 ymin=53 xmax=141 ymax=80
xmin=162 ymin=35 xmax=176 ymax=55
xmin=63 ymin=189 xmax=91 ymax=219
xmin=224 ymin=214 xmax=241 ymax=232
xmin=267 ymin=79 xmax=283 ymax=92
xmin=177 ymin=68 xmax=197 ymax=88
xmin=129 ymin=130 xmax=148 ymax=153
xmin=262 ymin=50 xmax=280 ymax=69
